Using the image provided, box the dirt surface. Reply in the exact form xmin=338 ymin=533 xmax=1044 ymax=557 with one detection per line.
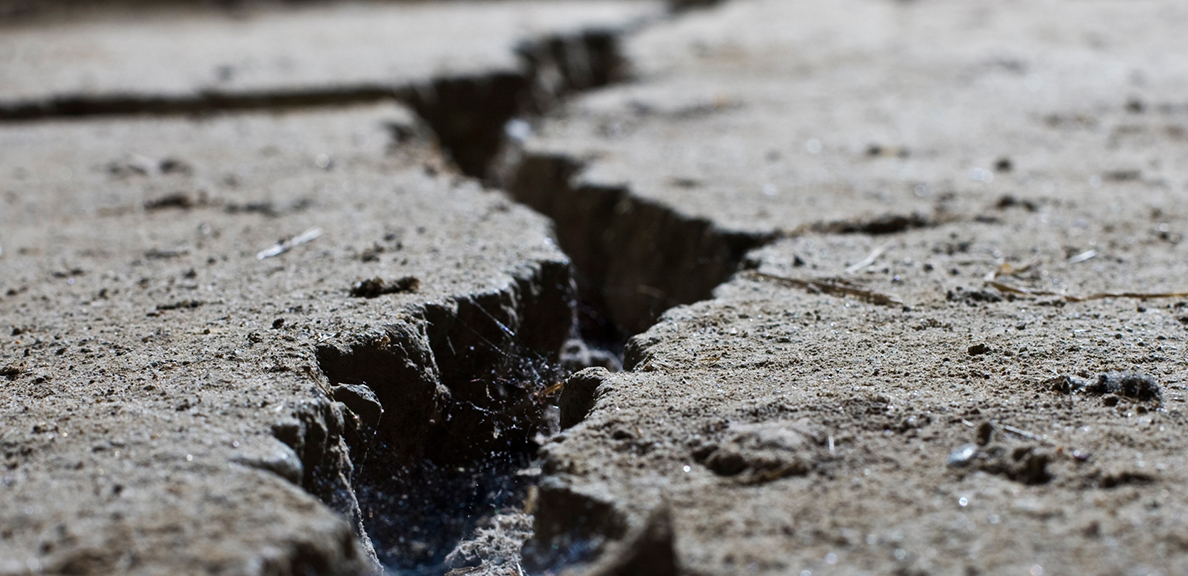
xmin=512 ymin=0 xmax=1188 ymax=575
xmin=4 ymin=0 xmax=1188 ymax=575
xmin=0 ymin=0 xmax=661 ymax=177
xmin=534 ymin=225 xmax=1188 ymax=575
xmin=0 ymin=1 xmax=661 ymax=104
xmin=508 ymin=0 xmax=1188 ymax=331
xmin=0 ymin=102 xmax=578 ymax=575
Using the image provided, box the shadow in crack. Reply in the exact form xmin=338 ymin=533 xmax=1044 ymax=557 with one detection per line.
xmin=347 ymin=345 xmax=564 ymax=574
xmin=315 ymin=266 xmax=574 ymax=573
xmin=356 ymin=445 xmax=539 ymax=573
xmin=320 ymin=332 xmax=566 ymax=574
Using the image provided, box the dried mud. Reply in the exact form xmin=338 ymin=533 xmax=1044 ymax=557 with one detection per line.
xmin=4 ymin=0 xmax=1188 ymax=575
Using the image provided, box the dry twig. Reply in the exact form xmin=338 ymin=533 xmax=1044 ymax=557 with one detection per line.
xmin=986 ymin=280 xmax=1188 ymax=302
xmin=983 ymin=257 xmax=1188 ymax=302
xmin=845 ymin=242 xmax=894 ymax=274
xmin=748 ymin=271 xmax=902 ymax=306
xmin=257 ymin=227 xmax=323 ymax=260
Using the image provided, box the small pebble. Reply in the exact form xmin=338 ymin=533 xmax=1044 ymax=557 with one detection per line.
xmin=947 ymin=443 xmax=979 ymax=467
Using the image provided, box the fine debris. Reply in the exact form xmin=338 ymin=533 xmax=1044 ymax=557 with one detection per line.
xmin=1046 ymin=371 xmax=1161 ymax=403
xmin=349 ymin=276 xmax=421 ymax=298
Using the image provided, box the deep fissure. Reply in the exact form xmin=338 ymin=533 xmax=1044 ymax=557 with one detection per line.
xmin=4 ymin=7 xmax=922 ymax=570
xmin=289 ymin=11 xmax=784 ymax=574
xmin=297 ymin=25 xmax=657 ymax=575
xmin=7 ymin=5 xmax=768 ymax=573
xmin=276 ymin=11 xmax=777 ymax=574
xmin=315 ymin=271 xmax=575 ymax=572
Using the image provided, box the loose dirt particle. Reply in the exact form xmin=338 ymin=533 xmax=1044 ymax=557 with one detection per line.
xmin=1046 ymin=371 xmax=1161 ymax=402
xmin=155 ymin=300 xmax=203 ymax=311
xmin=349 ymin=276 xmax=421 ymax=298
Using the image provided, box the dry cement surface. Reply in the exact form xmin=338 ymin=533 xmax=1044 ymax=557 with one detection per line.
xmin=0 ymin=0 xmax=662 ymax=105
xmin=538 ymin=216 xmax=1188 ymax=575
xmin=4 ymin=0 xmax=1188 ymax=575
xmin=510 ymin=0 xmax=1188 ymax=331
xmin=515 ymin=0 xmax=1188 ymax=574
xmin=0 ymin=103 xmax=573 ymax=575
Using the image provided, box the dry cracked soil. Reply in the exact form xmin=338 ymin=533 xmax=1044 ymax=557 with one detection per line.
xmin=3 ymin=0 xmax=1188 ymax=575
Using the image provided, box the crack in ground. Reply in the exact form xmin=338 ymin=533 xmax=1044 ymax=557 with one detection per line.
xmin=13 ymin=5 xmax=750 ymax=574
xmin=314 ymin=271 xmax=574 ymax=573
xmin=312 ymin=5 xmax=945 ymax=572
xmin=505 ymin=154 xmax=775 ymax=337
xmin=269 ymin=22 xmax=658 ymax=576
xmin=308 ymin=11 xmax=755 ymax=574
xmin=0 ymin=29 xmax=624 ymax=182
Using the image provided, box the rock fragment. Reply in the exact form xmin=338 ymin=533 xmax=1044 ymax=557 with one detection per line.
xmin=1046 ymin=372 xmax=1161 ymax=403
xmin=349 ymin=276 xmax=421 ymax=298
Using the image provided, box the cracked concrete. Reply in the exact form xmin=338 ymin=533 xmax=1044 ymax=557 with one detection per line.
xmin=0 ymin=102 xmax=576 ymax=574
xmin=508 ymin=0 xmax=1188 ymax=330
xmin=4 ymin=0 xmax=1188 ymax=575
xmin=0 ymin=1 xmax=662 ymax=106
xmin=511 ymin=0 xmax=1188 ymax=574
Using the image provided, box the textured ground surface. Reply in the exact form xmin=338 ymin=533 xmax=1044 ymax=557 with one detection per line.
xmin=3 ymin=0 xmax=1188 ymax=575
xmin=514 ymin=0 xmax=1188 ymax=575
xmin=0 ymin=101 xmax=579 ymax=575
xmin=0 ymin=1 xmax=662 ymax=103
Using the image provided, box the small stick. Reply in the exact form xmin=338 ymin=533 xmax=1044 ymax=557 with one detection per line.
xmin=845 ymin=242 xmax=894 ymax=274
xmin=1000 ymin=423 xmax=1041 ymax=442
xmin=1067 ymin=249 xmax=1097 ymax=264
xmin=985 ymin=279 xmax=1188 ymax=302
xmin=257 ymin=227 xmax=323 ymax=260
xmin=749 ymin=271 xmax=903 ymax=307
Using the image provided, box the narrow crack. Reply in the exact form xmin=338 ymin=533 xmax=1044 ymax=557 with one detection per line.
xmin=0 ymin=87 xmax=395 ymax=123
xmin=52 ymin=6 xmax=751 ymax=574
xmin=262 ymin=21 xmax=664 ymax=576
xmin=0 ymin=30 xmax=625 ymax=184
xmin=505 ymin=154 xmax=775 ymax=336
xmin=310 ymin=10 xmax=774 ymax=574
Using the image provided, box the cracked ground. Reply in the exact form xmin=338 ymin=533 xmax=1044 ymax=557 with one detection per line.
xmin=3 ymin=1 xmax=1188 ymax=575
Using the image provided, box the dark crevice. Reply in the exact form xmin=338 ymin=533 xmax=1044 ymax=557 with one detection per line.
xmin=231 ymin=22 xmax=647 ymax=576
xmin=810 ymin=211 xmax=935 ymax=236
xmin=408 ymin=29 xmax=630 ymax=181
xmin=0 ymin=87 xmax=397 ymax=122
xmin=403 ymin=73 xmax=530 ymax=180
xmin=139 ymin=9 xmax=739 ymax=576
xmin=498 ymin=148 xmax=782 ymax=576
xmin=314 ymin=261 xmax=574 ymax=574
xmin=505 ymin=153 xmax=775 ymax=336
